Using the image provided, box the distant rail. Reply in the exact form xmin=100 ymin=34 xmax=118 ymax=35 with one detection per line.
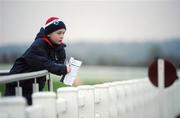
xmin=0 ymin=70 xmax=9 ymax=76
xmin=0 ymin=70 xmax=48 ymax=84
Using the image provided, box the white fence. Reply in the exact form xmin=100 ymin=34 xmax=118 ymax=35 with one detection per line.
xmin=0 ymin=59 xmax=180 ymax=118
xmin=0 ymin=78 xmax=180 ymax=118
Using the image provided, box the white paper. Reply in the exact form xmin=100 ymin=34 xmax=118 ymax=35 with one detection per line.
xmin=63 ymin=57 xmax=82 ymax=86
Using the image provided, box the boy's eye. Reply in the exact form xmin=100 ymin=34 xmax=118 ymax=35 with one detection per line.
xmin=57 ymin=31 xmax=65 ymax=35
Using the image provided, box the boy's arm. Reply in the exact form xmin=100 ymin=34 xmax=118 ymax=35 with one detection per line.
xmin=55 ymin=45 xmax=66 ymax=64
xmin=55 ymin=45 xmax=67 ymax=82
xmin=24 ymin=46 xmax=67 ymax=76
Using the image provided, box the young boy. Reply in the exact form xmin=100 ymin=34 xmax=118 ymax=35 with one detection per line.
xmin=5 ymin=17 xmax=71 ymax=105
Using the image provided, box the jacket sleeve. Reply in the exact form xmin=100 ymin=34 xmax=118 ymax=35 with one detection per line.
xmin=55 ymin=45 xmax=67 ymax=82
xmin=24 ymin=45 xmax=67 ymax=76
xmin=55 ymin=45 xmax=66 ymax=64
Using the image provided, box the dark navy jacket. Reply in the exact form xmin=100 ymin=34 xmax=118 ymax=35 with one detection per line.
xmin=5 ymin=28 xmax=67 ymax=94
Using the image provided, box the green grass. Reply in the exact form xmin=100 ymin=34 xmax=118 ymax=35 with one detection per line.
xmin=43 ymin=75 xmax=107 ymax=92
xmin=0 ymin=84 xmax=5 ymax=96
xmin=82 ymin=78 xmax=114 ymax=85
xmin=43 ymin=79 xmax=68 ymax=92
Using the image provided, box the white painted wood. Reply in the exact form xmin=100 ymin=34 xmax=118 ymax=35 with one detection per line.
xmin=57 ymin=87 xmax=79 ymax=118
xmin=0 ymin=96 xmax=26 ymax=118
xmin=94 ymin=84 xmax=110 ymax=118
xmin=77 ymin=85 xmax=95 ymax=118
xmin=32 ymin=92 xmax=57 ymax=118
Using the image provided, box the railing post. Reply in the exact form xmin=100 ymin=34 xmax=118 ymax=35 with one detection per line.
xmin=158 ymin=59 xmax=165 ymax=118
xmin=57 ymin=87 xmax=79 ymax=118
xmin=26 ymin=105 xmax=43 ymax=118
xmin=56 ymin=98 xmax=67 ymax=114
xmin=32 ymin=92 xmax=57 ymax=118
xmin=15 ymin=81 xmax=22 ymax=96
xmin=33 ymin=77 xmax=39 ymax=93
xmin=103 ymin=83 xmax=118 ymax=118
xmin=77 ymin=85 xmax=95 ymax=118
xmin=47 ymin=73 xmax=53 ymax=92
xmin=94 ymin=84 xmax=109 ymax=118
xmin=0 ymin=96 xmax=26 ymax=118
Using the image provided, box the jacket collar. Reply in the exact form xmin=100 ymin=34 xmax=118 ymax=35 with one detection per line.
xmin=43 ymin=37 xmax=66 ymax=48
xmin=43 ymin=37 xmax=53 ymax=47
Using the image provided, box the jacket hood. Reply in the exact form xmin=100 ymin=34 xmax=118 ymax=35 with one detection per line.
xmin=35 ymin=27 xmax=46 ymax=39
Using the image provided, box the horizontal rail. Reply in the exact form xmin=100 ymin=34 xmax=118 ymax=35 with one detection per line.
xmin=0 ymin=70 xmax=48 ymax=84
xmin=0 ymin=70 xmax=9 ymax=76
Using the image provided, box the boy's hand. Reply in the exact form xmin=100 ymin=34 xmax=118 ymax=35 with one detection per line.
xmin=73 ymin=77 xmax=81 ymax=87
xmin=65 ymin=59 xmax=71 ymax=73
xmin=66 ymin=65 xmax=71 ymax=73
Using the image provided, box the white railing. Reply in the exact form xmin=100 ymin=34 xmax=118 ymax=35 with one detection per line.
xmin=0 ymin=78 xmax=180 ymax=118
xmin=0 ymin=70 xmax=53 ymax=96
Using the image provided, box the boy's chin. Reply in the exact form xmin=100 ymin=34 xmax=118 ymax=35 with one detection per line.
xmin=55 ymin=42 xmax=61 ymax=45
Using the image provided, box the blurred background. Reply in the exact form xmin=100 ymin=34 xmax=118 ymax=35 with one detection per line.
xmin=0 ymin=0 xmax=180 ymax=85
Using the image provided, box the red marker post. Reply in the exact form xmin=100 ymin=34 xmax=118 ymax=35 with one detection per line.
xmin=148 ymin=59 xmax=177 ymax=118
xmin=148 ymin=59 xmax=177 ymax=88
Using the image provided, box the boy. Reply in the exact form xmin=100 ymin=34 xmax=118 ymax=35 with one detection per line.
xmin=5 ymin=17 xmax=71 ymax=105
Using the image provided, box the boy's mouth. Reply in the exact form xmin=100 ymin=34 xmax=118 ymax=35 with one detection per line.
xmin=59 ymin=40 xmax=63 ymax=44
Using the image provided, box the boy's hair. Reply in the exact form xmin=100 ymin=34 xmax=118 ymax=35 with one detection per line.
xmin=44 ymin=17 xmax=66 ymax=35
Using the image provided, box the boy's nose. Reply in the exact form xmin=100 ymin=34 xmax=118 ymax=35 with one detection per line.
xmin=60 ymin=36 xmax=64 ymax=39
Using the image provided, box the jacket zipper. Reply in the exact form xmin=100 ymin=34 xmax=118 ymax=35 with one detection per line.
xmin=55 ymin=50 xmax=58 ymax=61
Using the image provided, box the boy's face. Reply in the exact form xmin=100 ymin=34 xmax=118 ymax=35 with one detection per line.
xmin=48 ymin=28 xmax=66 ymax=45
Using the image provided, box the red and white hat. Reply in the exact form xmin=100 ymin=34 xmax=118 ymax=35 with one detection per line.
xmin=44 ymin=17 xmax=66 ymax=35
